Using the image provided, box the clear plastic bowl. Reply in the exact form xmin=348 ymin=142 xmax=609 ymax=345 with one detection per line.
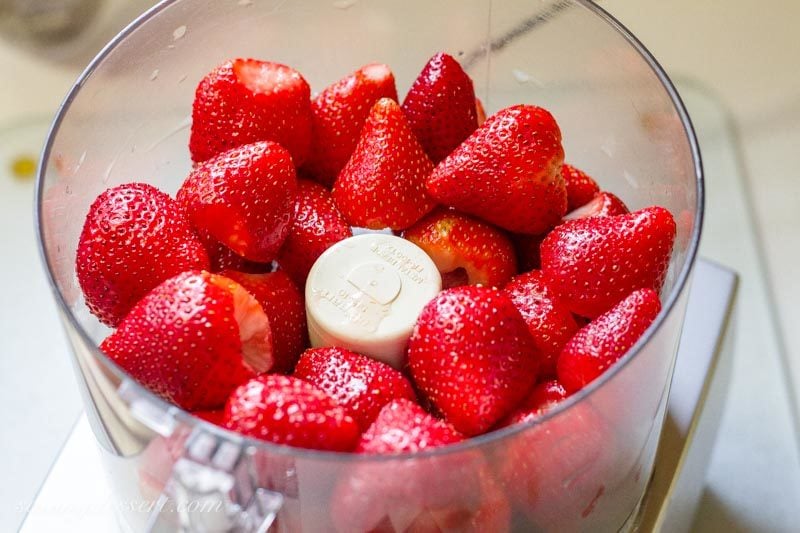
xmin=36 ymin=0 xmax=703 ymax=531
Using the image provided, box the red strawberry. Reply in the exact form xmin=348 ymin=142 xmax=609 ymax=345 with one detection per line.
xmin=562 ymin=163 xmax=600 ymax=211
xmin=294 ymin=348 xmax=416 ymax=432
xmin=404 ymin=209 xmax=517 ymax=289
xmin=100 ymin=271 xmax=273 ymax=410
xmin=540 ymin=206 xmax=675 ymax=318
xmin=332 ymin=98 xmax=436 ymax=230
xmin=220 ymin=270 xmax=307 ymax=374
xmin=563 ymin=191 xmax=629 ymax=221
xmin=189 ymin=58 xmax=312 ymax=164
xmin=223 ymin=374 xmax=359 ymax=451
xmin=475 ymin=97 xmax=487 ymax=126
xmin=401 ymin=52 xmax=478 ymax=163
xmin=276 ymin=179 xmax=352 ymax=286
xmin=427 ymin=104 xmax=566 ymax=234
xmin=192 ymin=409 xmax=225 ymax=426
xmin=76 ymin=183 xmax=209 ymax=327
xmin=204 ymin=238 xmax=274 ymax=274
xmin=558 ymin=288 xmax=662 ymax=392
xmin=514 ymin=380 xmax=569 ymax=418
xmin=511 ymin=232 xmax=546 ymax=272
xmin=303 ymin=63 xmax=398 ymax=186
xmin=408 ymin=286 xmax=540 ymax=436
xmin=177 ymin=141 xmax=298 ymax=263
xmin=356 ymin=399 xmax=463 ymax=454
xmin=504 ymin=270 xmax=579 ymax=377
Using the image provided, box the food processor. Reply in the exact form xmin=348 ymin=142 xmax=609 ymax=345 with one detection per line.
xmin=35 ymin=0 xmax=705 ymax=531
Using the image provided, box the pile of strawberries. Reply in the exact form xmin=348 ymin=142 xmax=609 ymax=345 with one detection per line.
xmin=76 ymin=53 xmax=675 ymax=455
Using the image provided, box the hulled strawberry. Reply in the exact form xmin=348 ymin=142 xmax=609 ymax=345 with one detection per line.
xmin=563 ymin=191 xmax=629 ymax=221
xmin=562 ymin=163 xmax=600 ymax=211
xmin=401 ymin=52 xmax=478 ymax=163
xmin=558 ymin=288 xmax=662 ymax=392
xmin=294 ymin=348 xmax=416 ymax=431
xmin=504 ymin=270 xmax=579 ymax=377
xmin=427 ymin=104 xmax=566 ymax=234
xmin=277 ymin=179 xmax=352 ymax=286
xmin=177 ymin=141 xmax=298 ymax=263
xmin=76 ymin=183 xmax=209 ymax=327
xmin=357 ymin=399 xmax=463 ymax=454
xmin=404 ymin=210 xmax=517 ymax=289
xmin=541 ymin=206 xmax=675 ymax=318
xmin=204 ymin=237 xmax=274 ymax=274
xmin=189 ymin=58 xmax=312 ymax=164
xmin=223 ymin=375 xmax=359 ymax=451
xmin=408 ymin=286 xmax=540 ymax=436
xmin=221 ymin=270 xmax=307 ymax=374
xmin=332 ymin=98 xmax=436 ymax=230
xmin=100 ymin=271 xmax=273 ymax=410
xmin=303 ymin=63 xmax=398 ymax=186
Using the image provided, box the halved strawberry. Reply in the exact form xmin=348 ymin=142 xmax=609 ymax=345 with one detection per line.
xmin=357 ymin=399 xmax=463 ymax=454
xmin=563 ymin=191 xmax=629 ymax=221
xmin=558 ymin=288 xmax=662 ymax=392
xmin=562 ymin=163 xmax=600 ymax=211
xmin=427 ymin=104 xmax=566 ymax=234
xmin=76 ymin=183 xmax=209 ymax=327
xmin=404 ymin=209 xmax=517 ymax=289
xmin=303 ymin=63 xmax=398 ymax=186
xmin=540 ymin=206 xmax=675 ymax=318
xmin=401 ymin=52 xmax=478 ymax=163
xmin=276 ymin=179 xmax=352 ymax=286
xmin=504 ymin=270 xmax=579 ymax=377
xmin=408 ymin=286 xmax=540 ymax=436
xmin=101 ymin=271 xmax=273 ymax=411
xmin=220 ymin=270 xmax=307 ymax=374
xmin=294 ymin=348 xmax=416 ymax=432
xmin=189 ymin=58 xmax=312 ymax=164
xmin=177 ymin=141 xmax=298 ymax=263
xmin=332 ymin=98 xmax=436 ymax=230
xmin=222 ymin=375 xmax=359 ymax=451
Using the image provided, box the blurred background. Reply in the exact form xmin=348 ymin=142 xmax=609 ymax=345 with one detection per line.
xmin=0 ymin=0 xmax=798 ymax=531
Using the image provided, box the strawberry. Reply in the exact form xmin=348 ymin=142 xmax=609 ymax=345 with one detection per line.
xmin=558 ymin=288 xmax=662 ymax=392
xmin=100 ymin=271 xmax=273 ymax=411
xmin=504 ymin=270 xmax=579 ymax=377
xmin=189 ymin=58 xmax=312 ymax=164
xmin=220 ymin=270 xmax=307 ymax=374
xmin=294 ymin=348 xmax=416 ymax=432
xmin=332 ymin=98 xmax=436 ymax=230
xmin=276 ymin=179 xmax=352 ymax=286
xmin=511 ymin=233 xmax=546 ymax=272
xmin=507 ymin=380 xmax=569 ymax=421
xmin=177 ymin=141 xmax=298 ymax=263
xmin=76 ymin=183 xmax=209 ymax=327
xmin=563 ymin=191 xmax=629 ymax=221
xmin=404 ymin=209 xmax=517 ymax=289
xmin=427 ymin=104 xmax=566 ymax=234
xmin=401 ymin=52 xmax=478 ymax=163
xmin=222 ymin=374 xmax=359 ymax=451
xmin=203 ymin=235 xmax=274 ymax=274
xmin=356 ymin=399 xmax=463 ymax=454
xmin=540 ymin=206 xmax=675 ymax=318
xmin=408 ymin=286 xmax=540 ymax=436
xmin=303 ymin=63 xmax=398 ymax=186
xmin=562 ymin=163 xmax=600 ymax=211
xmin=192 ymin=409 xmax=225 ymax=426
xmin=475 ymin=97 xmax=487 ymax=126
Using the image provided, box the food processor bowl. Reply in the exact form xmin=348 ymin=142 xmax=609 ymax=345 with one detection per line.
xmin=36 ymin=0 xmax=703 ymax=531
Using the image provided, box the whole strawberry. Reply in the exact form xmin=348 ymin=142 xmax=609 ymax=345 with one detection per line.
xmin=357 ymin=399 xmax=463 ymax=454
xmin=427 ymin=104 xmax=566 ymax=234
xmin=504 ymin=270 xmax=579 ymax=377
xmin=562 ymin=163 xmax=600 ymax=211
xmin=276 ymin=179 xmax=352 ymax=286
xmin=303 ymin=63 xmax=398 ymax=186
xmin=402 ymin=52 xmax=478 ymax=163
xmin=511 ymin=232 xmax=546 ymax=272
xmin=332 ymin=98 xmax=436 ymax=230
xmin=204 ymin=238 xmax=274 ymax=274
xmin=76 ymin=183 xmax=209 ymax=327
xmin=220 ymin=270 xmax=307 ymax=374
xmin=404 ymin=209 xmax=517 ymax=289
xmin=563 ymin=191 xmax=629 ymax=221
xmin=408 ymin=286 xmax=540 ymax=436
xmin=558 ymin=288 xmax=662 ymax=392
xmin=177 ymin=141 xmax=298 ymax=263
xmin=101 ymin=271 xmax=273 ymax=410
xmin=541 ymin=206 xmax=675 ymax=318
xmin=506 ymin=380 xmax=570 ymax=422
xmin=223 ymin=375 xmax=359 ymax=452
xmin=190 ymin=58 xmax=312 ymax=164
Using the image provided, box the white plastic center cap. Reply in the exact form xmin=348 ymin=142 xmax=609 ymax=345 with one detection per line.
xmin=305 ymin=233 xmax=442 ymax=368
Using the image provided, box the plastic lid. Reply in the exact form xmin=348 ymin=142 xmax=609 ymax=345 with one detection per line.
xmin=305 ymin=233 xmax=442 ymax=368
